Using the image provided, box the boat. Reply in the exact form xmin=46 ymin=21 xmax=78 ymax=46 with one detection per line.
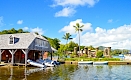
xmin=36 ymin=59 xmax=59 ymax=67
xmin=27 ymin=59 xmax=46 ymax=68
xmin=93 ymin=61 xmax=108 ymax=65
xmin=78 ymin=61 xmax=93 ymax=65
xmin=119 ymin=54 xmax=124 ymax=57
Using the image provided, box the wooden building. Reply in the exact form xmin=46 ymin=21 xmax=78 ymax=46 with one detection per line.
xmin=0 ymin=33 xmax=52 ymax=66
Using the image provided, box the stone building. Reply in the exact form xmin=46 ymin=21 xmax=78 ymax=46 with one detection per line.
xmin=103 ymin=47 xmax=111 ymax=58
xmin=73 ymin=46 xmax=111 ymax=58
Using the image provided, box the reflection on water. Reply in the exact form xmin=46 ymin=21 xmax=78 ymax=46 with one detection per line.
xmin=0 ymin=64 xmax=131 ymax=80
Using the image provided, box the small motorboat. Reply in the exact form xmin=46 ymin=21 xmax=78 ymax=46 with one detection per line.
xmin=27 ymin=59 xmax=46 ymax=68
xmin=93 ymin=61 xmax=108 ymax=65
xmin=36 ymin=59 xmax=59 ymax=67
xmin=78 ymin=61 xmax=93 ymax=65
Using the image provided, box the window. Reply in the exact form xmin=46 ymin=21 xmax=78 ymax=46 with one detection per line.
xmin=9 ymin=35 xmax=19 ymax=44
xmin=14 ymin=37 xmax=19 ymax=44
xmin=9 ymin=35 xmax=14 ymax=44
xmin=44 ymin=41 xmax=48 ymax=48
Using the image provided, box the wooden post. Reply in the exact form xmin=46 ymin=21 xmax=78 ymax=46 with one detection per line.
xmin=42 ymin=51 xmax=43 ymax=59
xmin=22 ymin=49 xmax=29 ymax=67
xmin=0 ymin=50 xmax=4 ymax=63
xmin=9 ymin=49 xmax=17 ymax=65
xmin=0 ymin=49 xmax=1 ymax=63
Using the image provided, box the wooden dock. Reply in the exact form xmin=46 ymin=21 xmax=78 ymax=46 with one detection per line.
xmin=108 ymin=61 xmax=131 ymax=65
xmin=0 ymin=62 xmax=31 ymax=67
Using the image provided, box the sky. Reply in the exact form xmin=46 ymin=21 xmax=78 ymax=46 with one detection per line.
xmin=0 ymin=0 xmax=131 ymax=49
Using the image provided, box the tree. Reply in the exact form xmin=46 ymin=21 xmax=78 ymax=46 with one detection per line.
xmin=18 ymin=29 xmax=23 ymax=33
xmin=1 ymin=30 xmax=8 ymax=34
xmin=73 ymin=23 xmax=84 ymax=55
xmin=68 ymin=41 xmax=78 ymax=51
xmin=62 ymin=33 xmax=72 ymax=54
xmin=88 ymin=45 xmax=95 ymax=50
xmin=35 ymin=32 xmax=39 ymax=35
xmin=8 ymin=28 xmax=17 ymax=34
xmin=51 ymin=38 xmax=60 ymax=50
xmin=0 ymin=28 xmax=29 ymax=35
xmin=62 ymin=33 xmax=72 ymax=44
xmin=43 ymin=35 xmax=60 ymax=50
xmin=57 ymin=44 xmax=66 ymax=59
xmin=96 ymin=50 xmax=103 ymax=58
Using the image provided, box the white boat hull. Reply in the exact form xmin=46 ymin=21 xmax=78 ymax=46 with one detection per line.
xmin=27 ymin=59 xmax=46 ymax=68
xmin=78 ymin=61 xmax=93 ymax=65
xmin=93 ymin=61 xmax=108 ymax=65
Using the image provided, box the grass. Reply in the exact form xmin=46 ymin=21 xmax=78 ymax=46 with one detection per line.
xmin=63 ymin=58 xmax=120 ymax=61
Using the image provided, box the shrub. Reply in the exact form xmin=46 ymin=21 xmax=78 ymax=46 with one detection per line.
xmin=64 ymin=58 xmax=120 ymax=61
xmin=96 ymin=50 xmax=103 ymax=58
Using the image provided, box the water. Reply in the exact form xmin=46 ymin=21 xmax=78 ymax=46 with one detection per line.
xmin=112 ymin=56 xmax=125 ymax=61
xmin=0 ymin=64 xmax=131 ymax=80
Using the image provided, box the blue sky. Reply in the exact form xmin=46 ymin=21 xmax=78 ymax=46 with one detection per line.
xmin=0 ymin=0 xmax=131 ymax=49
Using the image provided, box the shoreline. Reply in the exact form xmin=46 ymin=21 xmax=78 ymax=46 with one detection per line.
xmin=64 ymin=61 xmax=131 ymax=65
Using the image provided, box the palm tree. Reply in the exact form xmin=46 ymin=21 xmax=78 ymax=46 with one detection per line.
xmin=73 ymin=23 xmax=84 ymax=56
xmin=62 ymin=33 xmax=72 ymax=54
xmin=62 ymin=33 xmax=72 ymax=44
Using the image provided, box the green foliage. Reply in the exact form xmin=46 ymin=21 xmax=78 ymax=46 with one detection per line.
xmin=67 ymin=41 xmax=78 ymax=51
xmin=57 ymin=44 xmax=65 ymax=58
xmin=65 ymin=58 xmax=120 ymax=61
xmin=43 ymin=35 xmax=60 ymax=50
xmin=70 ymin=52 xmax=77 ymax=58
xmin=65 ymin=58 xmax=79 ymax=61
xmin=62 ymin=33 xmax=72 ymax=44
xmin=80 ymin=46 xmax=85 ymax=50
xmin=73 ymin=23 xmax=84 ymax=32
xmin=17 ymin=29 xmax=23 ymax=33
xmin=35 ymin=32 xmax=39 ymax=35
xmin=111 ymin=49 xmax=129 ymax=56
xmin=80 ymin=53 xmax=88 ymax=58
xmin=48 ymin=38 xmax=60 ymax=50
xmin=0 ymin=28 xmax=29 ymax=34
xmin=87 ymin=45 xmax=95 ymax=50
xmin=96 ymin=50 xmax=103 ymax=58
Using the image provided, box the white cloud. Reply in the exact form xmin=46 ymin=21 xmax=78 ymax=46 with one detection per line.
xmin=17 ymin=20 xmax=23 ymax=24
xmin=81 ymin=24 xmax=131 ymax=49
xmin=52 ymin=0 xmax=99 ymax=17
xmin=0 ymin=16 xmax=4 ymax=27
xmin=23 ymin=27 xmax=29 ymax=31
xmin=108 ymin=19 xmax=113 ymax=23
xmin=52 ymin=0 xmax=99 ymax=7
xmin=59 ymin=19 xmax=92 ymax=34
xmin=55 ymin=7 xmax=76 ymax=17
xmin=30 ymin=27 xmax=44 ymax=35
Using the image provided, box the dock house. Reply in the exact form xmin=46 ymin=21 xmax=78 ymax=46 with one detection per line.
xmin=0 ymin=33 xmax=52 ymax=66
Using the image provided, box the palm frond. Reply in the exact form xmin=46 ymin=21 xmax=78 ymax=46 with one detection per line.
xmin=73 ymin=25 xmax=76 ymax=28
xmin=80 ymin=29 xmax=83 ymax=32
xmin=80 ymin=25 xmax=84 ymax=28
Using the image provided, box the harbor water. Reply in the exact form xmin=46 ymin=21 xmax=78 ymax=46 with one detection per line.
xmin=0 ymin=64 xmax=131 ymax=80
